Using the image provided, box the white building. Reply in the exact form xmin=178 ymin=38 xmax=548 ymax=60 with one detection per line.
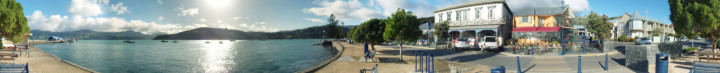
xmin=433 ymin=0 xmax=513 ymax=46
xmin=611 ymin=10 xmax=674 ymax=39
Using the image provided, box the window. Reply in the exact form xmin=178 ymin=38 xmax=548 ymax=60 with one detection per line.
xmin=476 ymin=8 xmax=482 ymax=18
xmin=488 ymin=6 xmax=495 ymax=18
xmin=521 ymin=17 xmax=530 ymax=23
xmin=437 ymin=14 xmax=442 ymax=22
xmin=455 ymin=11 xmax=459 ymax=21
xmin=460 ymin=10 xmax=468 ymax=20
xmin=446 ymin=12 xmax=450 ymax=21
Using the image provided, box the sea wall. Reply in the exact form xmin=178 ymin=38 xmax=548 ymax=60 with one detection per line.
xmin=297 ymin=41 xmax=344 ymax=73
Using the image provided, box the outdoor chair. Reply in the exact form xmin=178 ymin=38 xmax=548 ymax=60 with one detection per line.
xmin=364 ymin=50 xmax=376 ymax=62
xmin=0 ymin=63 xmax=29 ymax=73
xmin=359 ymin=64 xmax=378 ymax=73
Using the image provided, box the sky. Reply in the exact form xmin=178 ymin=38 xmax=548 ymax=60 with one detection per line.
xmin=17 ymin=0 xmax=670 ymax=34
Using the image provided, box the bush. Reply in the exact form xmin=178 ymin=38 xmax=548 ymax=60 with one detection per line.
xmin=683 ymin=47 xmax=699 ymax=53
xmin=618 ymin=35 xmax=627 ymax=41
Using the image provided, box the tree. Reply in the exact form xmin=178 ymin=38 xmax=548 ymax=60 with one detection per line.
xmin=651 ymin=28 xmax=663 ymax=36
xmin=349 ymin=18 xmax=386 ymax=51
xmin=433 ymin=21 xmax=450 ymax=48
xmin=384 ymin=8 xmax=422 ymax=60
xmin=586 ymin=11 xmax=613 ymax=40
xmin=0 ymin=0 xmax=30 ymax=44
xmin=325 ymin=14 xmax=341 ymax=39
xmin=669 ymin=0 xmax=720 ymax=53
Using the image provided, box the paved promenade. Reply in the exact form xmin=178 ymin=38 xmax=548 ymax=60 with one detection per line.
xmin=3 ymin=40 xmax=95 ymax=73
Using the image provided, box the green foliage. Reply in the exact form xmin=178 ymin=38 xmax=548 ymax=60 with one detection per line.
xmin=433 ymin=21 xmax=450 ymax=44
xmin=325 ymin=14 xmax=342 ymax=39
xmin=349 ymin=18 xmax=386 ymax=50
xmin=668 ymin=33 xmax=676 ymax=37
xmin=669 ymin=0 xmax=720 ymax=51
xmin=383 ymin=8 xmax=422 ymax=43
xmin=586 ymin=11 xmax=613 ymax=40
xmin=651 ymin=28 xmax=662 ymax=36
xmin=0 ymin=0 xmax=30 ymax=43
xmin=684 ymin=47 xmax=698 ymax=52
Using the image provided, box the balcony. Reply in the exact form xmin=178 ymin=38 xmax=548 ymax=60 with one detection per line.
xmin=448 ymin=18 xmax=506 ymax=27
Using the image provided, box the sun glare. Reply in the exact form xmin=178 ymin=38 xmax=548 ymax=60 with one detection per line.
xmin=204 ymin=0 xmax=232 ymax=9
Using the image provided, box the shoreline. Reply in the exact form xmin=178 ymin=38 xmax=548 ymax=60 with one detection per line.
xmin=297 ymin=41 xmax=345 ymax=73
xmin=27 ymin=40 xmax=97 ymax=73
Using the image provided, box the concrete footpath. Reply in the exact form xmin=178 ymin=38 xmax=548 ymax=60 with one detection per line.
xmin=5 ymin=40 xmax=96 ymax=73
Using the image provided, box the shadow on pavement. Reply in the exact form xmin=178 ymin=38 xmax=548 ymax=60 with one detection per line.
xmin=378 ymin=49 xmax=463 ymax=57
xmin=377 ymin=57 xmax=407 ymax=64
xmin=598 ymin=62 xmax=606 ymax=70
xmin=446 ymin=53 xmax=499 ymax=62
xmin=522 ymin=64 xmax=536 ymax=73
xmin=611 ymin=58 xmax=625 ymax=66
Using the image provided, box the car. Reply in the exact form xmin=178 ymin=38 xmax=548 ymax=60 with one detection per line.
xmin=478 ymin=36 xmax=499 ymax=52
xmin=635 ymin=37 xmax=652 ymax=45
xmin=452 ymin=37 xmax=474 ymax=50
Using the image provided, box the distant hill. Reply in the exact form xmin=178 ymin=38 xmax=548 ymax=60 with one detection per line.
xmin=30 ymin=30 xmax=158 ymax=40
xmin=153 ymin=25 xmax=354 ymax=40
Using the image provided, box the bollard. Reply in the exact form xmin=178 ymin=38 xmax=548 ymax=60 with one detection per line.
xmin=516 ymin=56 xmax=521 ymax=73
xmin=656 ymin=53 xmax=669 ymax=73
xmin=431 ymin=54 xmax=434 ymax=73
xmin=692 ymin=61 xmax=696 ymax=73
xmin=605 ymin=54 xmax=608 ymax=71
xmin=420 ymin=52 xmax=424 ymax=71
xmin=531 ymin=45 xmax=534 ymax=55
xmin=415 ymin=51 xmax=418 ymax=72
xmin=428 ymin=53 xmax=432 ymax=73
xmin=578 ymin=56 xmax=582 ymax=73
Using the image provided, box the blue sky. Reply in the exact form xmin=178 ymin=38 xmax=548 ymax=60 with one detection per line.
xmin=18 ymin=0 xmax=670 ymax=34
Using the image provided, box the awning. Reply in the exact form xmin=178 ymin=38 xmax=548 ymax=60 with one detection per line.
xmin=512 ymin=27 xmax=561 ymax=32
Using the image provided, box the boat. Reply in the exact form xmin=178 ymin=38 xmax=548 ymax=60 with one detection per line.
xmin=219 ymin=41 xmax=223 ymax=44
xmin=66 ymin=38 xmax=76 ymax=43
xmin=205 ymin=41 xmax=210 ymax=44
xmin=161 ymin=40 xmax=168 ymax=42
xmin=123 ymin=40 xmax=135 ymax=43
xmin=172 ymin=41 xmax=178 ymax=43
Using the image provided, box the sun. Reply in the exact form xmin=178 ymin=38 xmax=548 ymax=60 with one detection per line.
xmin=204 ymin=0 xmax=232 ymax=9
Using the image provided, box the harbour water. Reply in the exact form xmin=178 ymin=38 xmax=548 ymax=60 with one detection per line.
xmin=35 ymin=39 xmax=333 ymax=73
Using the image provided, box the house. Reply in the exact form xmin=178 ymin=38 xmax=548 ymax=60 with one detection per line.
xmin=510 ymin=6 xmax=574 ymax=45
xmin=610 ymin=10 xmax=674 ymax=40
xmin=433 ymin=0 xmax=513 ymax=47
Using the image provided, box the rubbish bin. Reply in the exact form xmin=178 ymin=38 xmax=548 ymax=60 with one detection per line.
xmin=491 ymin=66 xmax=505 ymax=73
xmin=656 ymin=53 xmax=669 ymax=73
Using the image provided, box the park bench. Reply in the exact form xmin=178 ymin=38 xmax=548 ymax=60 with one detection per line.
xmin=691 ymin=61 xmax=720 ymax=73
xmin=364 ymin=50 xmax=376 ymax=62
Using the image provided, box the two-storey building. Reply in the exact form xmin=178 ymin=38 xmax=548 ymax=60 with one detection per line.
xmin=611 ymin=10 xmax=674 ymax=39
xmin=510 ymin=6 xmax=574 ymax=45
xmin=433 ymin=0 xmax=513 ymax=48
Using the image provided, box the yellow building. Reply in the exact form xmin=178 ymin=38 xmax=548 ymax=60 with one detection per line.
xmin=510 ymin=6 xmax=574 ymax=45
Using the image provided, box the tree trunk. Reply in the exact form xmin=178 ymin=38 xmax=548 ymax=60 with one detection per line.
xmin=399 ymin=37 xmax=404 ymax=61
xmin=371 ymin=43 xmax=375 ymax=51
xmin=713 ymin=39 xmax=717 ymax=57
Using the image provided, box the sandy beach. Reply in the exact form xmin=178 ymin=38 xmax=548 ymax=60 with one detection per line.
xmin=1 ymin=40 xmax=95 ymax=73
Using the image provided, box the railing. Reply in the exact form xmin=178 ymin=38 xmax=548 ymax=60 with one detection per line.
xmin=448 ymin=18 xmax=506 ymax=27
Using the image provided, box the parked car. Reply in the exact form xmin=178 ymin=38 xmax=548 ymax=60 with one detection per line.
xmin=452 ymin=37 xmax=474 ymax=50
xmin=478 ymin=36 xmax=499 ymax=52
xmin=636 ymin=37 xmax=652 ymax=45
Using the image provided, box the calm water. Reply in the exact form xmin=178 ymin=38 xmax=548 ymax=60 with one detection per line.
xmin=35 ymin=39 xmax=333 ymax=73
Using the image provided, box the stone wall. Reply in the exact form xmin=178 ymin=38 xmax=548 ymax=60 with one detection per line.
xmin=625 ymin=45 xmax=661 ymax=72
xmin=658 ymin=43 xmax=683 ymax=58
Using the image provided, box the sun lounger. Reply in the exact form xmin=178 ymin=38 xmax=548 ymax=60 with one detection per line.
xmin=360 ymin=64 xmax=378 ymax=73
xmin=364 ymin=50 xmax=376 ymax=62
xmin=0 ymin=63 xmax=28 ymax=73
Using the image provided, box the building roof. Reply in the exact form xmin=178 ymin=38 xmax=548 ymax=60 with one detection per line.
xmin=434 ymin=0 xmax=505 ymax=13
xmin=513 ymin=6 xmax=571 ymax=17
xmin=629 ymin=10 xmax=666 ymax=24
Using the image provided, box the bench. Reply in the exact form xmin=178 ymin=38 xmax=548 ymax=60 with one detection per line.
xmin=0 ymin=63 xmax=28 ymax=73
xmin=692 ymin=62 xmax=720 ymax=73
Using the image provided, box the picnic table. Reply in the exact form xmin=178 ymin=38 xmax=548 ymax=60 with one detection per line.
xmin=698 ymin=52 xmax=720 ymax=62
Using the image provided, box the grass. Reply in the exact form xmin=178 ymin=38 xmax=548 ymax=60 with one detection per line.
xmin=683 ymin=47 xmax=699 ymax=53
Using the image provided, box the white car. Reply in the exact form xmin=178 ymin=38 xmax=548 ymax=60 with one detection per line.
xmin=479 ymin=36 xmax=499 ymax=52
xmin=635 ymin=37 xmax=652 ymax=45
xmin=452 ymin=37 xmax=475 ymax=50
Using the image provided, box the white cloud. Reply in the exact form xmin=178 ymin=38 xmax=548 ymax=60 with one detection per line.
xmin=216 ymin=20 xmax=223 ymax=23
xmin=27 ymin=10 xmax=198 ymax=34
xmin=110 ymin=2 xmax=129 ymax=15
xmin=68 ymin=0 xmax=104 ymax=16
xmin=177 ymin=7 xmax=199 ymax=16
xmin=199 ymin=18 xmax=207 ymax=22
xmin=374 ymin=0 xmax=437 ymax=17
xmin=158 ymin=16 xmax=164 ymax=21
xmin=303 ymin=0 xmax=363 ymax=20
xmin=233 ymin=17 xmax=240 ymax=20
xmin=157 ymin=0 xmax=163 ymax=5
xmin=259 ymin=22 xmax=266 ymax=24
xmin=304 ymin=18 xmax=325 ymax=23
